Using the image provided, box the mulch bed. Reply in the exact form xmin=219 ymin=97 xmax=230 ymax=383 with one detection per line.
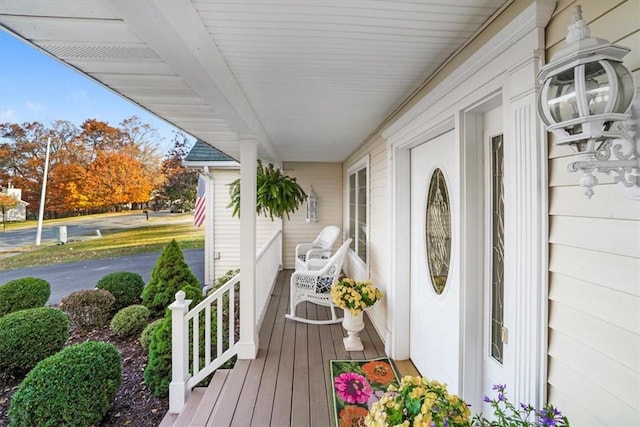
xmin=0 ymin=326 xmax=168 ymax=427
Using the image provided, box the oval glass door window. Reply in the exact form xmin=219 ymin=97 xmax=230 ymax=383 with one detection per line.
xmin=425 ymin=168 xmax=451 ymax=294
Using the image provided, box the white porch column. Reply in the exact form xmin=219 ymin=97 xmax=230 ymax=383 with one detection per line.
xmin=237 ymin=138 xmax=258 ymax=359
xmin=203 ymin=167 xmax=216 ymax=287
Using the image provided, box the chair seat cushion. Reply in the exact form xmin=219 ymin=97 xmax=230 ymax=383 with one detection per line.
xmin=316 ymin=276 xmax=333 ymax=293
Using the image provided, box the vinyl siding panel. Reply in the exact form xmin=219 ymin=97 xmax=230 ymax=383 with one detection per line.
xmin=212 ymin=169 xmax=278 ymax=280
xmin=281 ymin=162 xmax=343 ymax=270
xmin=545 ymin=2 xmax=640 ymax=424
xmin=343 ymin=134 xmax=388 ymax=342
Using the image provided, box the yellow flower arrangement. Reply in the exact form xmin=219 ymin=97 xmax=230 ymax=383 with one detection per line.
xmin=331 ymin=278 xmax=382 ymax=316
xmin=365 ymin=376 xmax=472 ymax=427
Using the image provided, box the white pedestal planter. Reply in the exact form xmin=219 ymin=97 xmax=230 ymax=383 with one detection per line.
xmin=342 ymin=309 xmax=365 ymax=351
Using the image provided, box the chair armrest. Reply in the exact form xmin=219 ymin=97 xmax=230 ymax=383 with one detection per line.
xmin=305 ymin=247 xmax=330 ymax=260
xmin=305 ymin=258 xmax=329 ymax=271
xmin=295 ymin=242 xmax=314 ymax=257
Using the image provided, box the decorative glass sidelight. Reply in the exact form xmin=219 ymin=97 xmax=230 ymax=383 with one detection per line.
xmin=425 ymin=168 xmax=451 ymax=294
xmin=490 ymin=134 xmax=505 ymax=364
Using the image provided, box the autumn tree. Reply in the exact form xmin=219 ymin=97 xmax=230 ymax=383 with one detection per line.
xmin=84 ymin=151 xmax=154 ymax=209
xmin=0 ymin=192 xmax=18 ymax=230
xmin=0 ymin=122 xmax=53 ymax=214
xmin=154 ymin=132 xmax=197 ymax=211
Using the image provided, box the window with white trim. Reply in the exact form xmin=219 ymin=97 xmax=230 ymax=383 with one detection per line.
xmin=348 ymin=157 xmax=368 ymax=264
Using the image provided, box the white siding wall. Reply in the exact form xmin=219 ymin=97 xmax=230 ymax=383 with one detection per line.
xmin=211 ymin=168 xmax=279 ymax=281
xmin=545 ymin=1 xmax=640 ymax=424
xmin=281 ymin=162 xmax=343 ymax=270
xmin=343 ymin=135 xmax=388 ymax=344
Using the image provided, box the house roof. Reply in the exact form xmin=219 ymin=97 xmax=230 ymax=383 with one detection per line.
xmin=184 ymin=139 xmax=236 ymax=163
xmin=0 ymin=1 xmax=509 ymax=163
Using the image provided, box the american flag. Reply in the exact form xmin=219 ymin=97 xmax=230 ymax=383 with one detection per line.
xmin=193 ymin=174 xmax=206 ymax=227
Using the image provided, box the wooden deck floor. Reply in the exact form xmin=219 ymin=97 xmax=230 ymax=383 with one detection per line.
xmin=166 ymin=269 xmax=390 ymax=427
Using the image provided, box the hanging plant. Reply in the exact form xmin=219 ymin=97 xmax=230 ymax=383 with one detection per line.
xmin=228 ymin=160 xmax=307 ymax=220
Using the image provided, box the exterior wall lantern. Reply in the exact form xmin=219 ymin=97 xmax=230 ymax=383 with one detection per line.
xmin=306 ymin=186 xmax=318 ymax=222
xmin=537 ymin=5 xmax=638 ymax=198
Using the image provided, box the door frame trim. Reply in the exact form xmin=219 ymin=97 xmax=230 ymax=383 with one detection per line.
xmin=384 ymin=0 xmax=553 ymax=410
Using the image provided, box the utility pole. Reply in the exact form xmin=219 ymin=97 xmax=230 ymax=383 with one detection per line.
xmin=35 ymin=137 xmax=51 ymax=245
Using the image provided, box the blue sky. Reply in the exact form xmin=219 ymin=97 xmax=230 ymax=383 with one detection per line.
xmin=0 ymin=30 xmax=189 ymax=154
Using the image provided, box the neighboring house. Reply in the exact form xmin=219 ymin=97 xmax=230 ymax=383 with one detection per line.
xmin=0 ymin=186 xmax=28 ymax=222
xmin=1 ymin=1 xmax=637 ymax=424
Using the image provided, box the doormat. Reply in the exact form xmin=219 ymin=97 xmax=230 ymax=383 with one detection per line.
xmin=330 ymin=357 xmax=400 ymax=427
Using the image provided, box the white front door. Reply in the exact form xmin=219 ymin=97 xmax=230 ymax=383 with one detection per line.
xmin=409 ymin=106 xmax=509 ymax=403
xmin=409 ymin=130 xmax=461 ymax=394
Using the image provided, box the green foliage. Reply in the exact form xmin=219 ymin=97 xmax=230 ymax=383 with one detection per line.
xmin=96 ymin=271 xmax=145 ymax=312
xmin=228 ymin=160 xmax=307 ymax=220
xmin=110 ymin=305 xmax=150 ymax=338
xmin=139 ymin=318 xmax=164 ymax=350
xmin=141 ymin=239 xmax=203 ymax=317
xmin=0 ymin=277 xmax=51 ymax=317
xmin=144 ymin=307 xmax=222 ymax=397
xmin=144 ymin=315 xmax=172 ymax=396
xmin=8 ymin=341 xmax=122 ymax=427
xmin=60 ymin=289 xmax=115 ymax=330
xmin=0 ymin=307 xmax=69 ymax=374
xmin=473 ymin=384 xmax=569 ymax=426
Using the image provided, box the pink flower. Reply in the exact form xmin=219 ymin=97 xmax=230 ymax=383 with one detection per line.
xmin=334 ymin=372 xmax=373 ymax=404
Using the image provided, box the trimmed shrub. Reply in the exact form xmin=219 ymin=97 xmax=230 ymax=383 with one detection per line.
xmin=110 ymin=304 xmax=150 ymax=338
xmin=139 ymin=318 xmax=164 ymax=350
xmin=142 ymin=239 xmax=203 ymax=317
xmin=0 ymin=277 xmax=50 ymax=317
xmin=144 ymin=315 xmax=172 ymax=396
xmin=0 ymin=307 xmax=69 ymax=374
xmin=60 ymin=289 xmax=115 ymax=330
xmin=8 ymin=341 xmax=121 ymax=427
xmin=96 ymin=272 xmax=145 ymax=312
xmin=144 ymin=306 xmax=221 ymax=396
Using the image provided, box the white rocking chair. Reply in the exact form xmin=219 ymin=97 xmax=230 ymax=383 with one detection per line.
xmin=294 ymin=226 xmax=340 ymax=271
xmin=286 ymin=238 xmax=352 ymax=325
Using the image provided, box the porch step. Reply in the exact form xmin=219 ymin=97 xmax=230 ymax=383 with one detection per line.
xmin=159 ymin=369 xmax=233 ymax=427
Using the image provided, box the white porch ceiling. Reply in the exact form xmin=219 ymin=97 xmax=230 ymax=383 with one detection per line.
xmin=0 ymin=0 xmax=509 ymax=162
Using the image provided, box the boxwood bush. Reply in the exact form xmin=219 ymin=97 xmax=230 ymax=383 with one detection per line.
xmin=96 ymin=272 xmax=145 ymax=312
xmin=8 ymin=341 xmax=122 ymax=427
xmin=60 ymin=289 xmax=115 ymax=330
xmin=110 ymin=304 xmax=150 ymax=338
xmin=0 ymin=307 xmax=69 ymax=374
xmin=0 ymin=277 xmax=50 ymax=317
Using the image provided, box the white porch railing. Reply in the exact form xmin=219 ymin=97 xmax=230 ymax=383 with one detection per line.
xmin=168 ymin=229 xmax=282 ymax=414
xmin=256 ymin=229 xmax=283 ymax=325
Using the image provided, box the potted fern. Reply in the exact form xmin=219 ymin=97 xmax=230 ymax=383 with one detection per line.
xmin=228 ymin=160 xmax=307 ymax=220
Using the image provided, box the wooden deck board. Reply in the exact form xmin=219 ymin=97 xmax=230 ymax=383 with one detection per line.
xmin=202 ymin=269 xmax=387 ymax=427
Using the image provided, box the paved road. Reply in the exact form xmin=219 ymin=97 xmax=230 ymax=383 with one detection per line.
xmin=0 ymin=211 xmax=188 ymax=253
xmin=0 ymin=248 xmax=205 ymax=305
xmin=0 ymin=211 xmax=203 ymax=305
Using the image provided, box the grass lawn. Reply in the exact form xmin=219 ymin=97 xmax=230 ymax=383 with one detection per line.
xmin=0 ymin=223 xmax=204 ymax=270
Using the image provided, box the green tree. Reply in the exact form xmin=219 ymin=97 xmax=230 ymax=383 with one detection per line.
xmin=141 ymin=239 xmax=202 ymax=317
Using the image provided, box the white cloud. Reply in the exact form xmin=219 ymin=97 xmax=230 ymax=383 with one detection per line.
xmin=0 ymin=109 xmax=17 ymax=123
xmin=26 ymin=101 xmax=45 ymax=115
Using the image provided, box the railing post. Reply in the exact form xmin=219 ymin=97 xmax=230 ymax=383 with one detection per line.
xmin=168 ymin=290 xmax=192 ymax=414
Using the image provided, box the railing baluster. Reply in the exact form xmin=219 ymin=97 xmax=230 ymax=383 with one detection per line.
xmin=229 ymin=287 xmax=235 ymax=346
xmin=217 ymin=293 xmax=223 ymax=357
xmin=205 ymin=305 xmax=211 ymax=366
xmin=192 ymin=314 xmax=199 ymax=375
